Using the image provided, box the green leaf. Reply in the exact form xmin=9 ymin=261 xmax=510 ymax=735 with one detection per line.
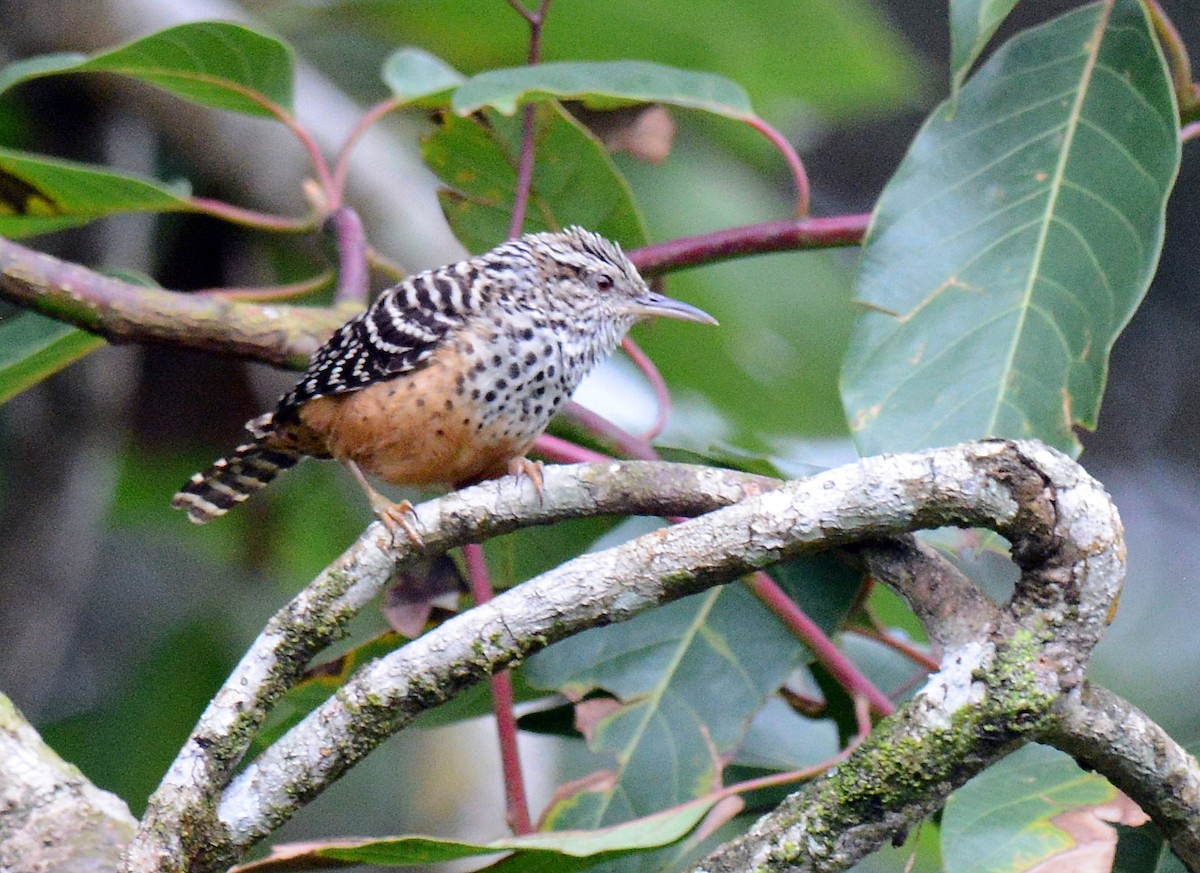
xmin=294 ymin=1 xmax=923 ymax=121
xmin=949 ymin=0 xmax=1021 ymax=93
xmin=0 ymin=146 xmax=191 ymax=237
xmin=254 ymin=796 xmax=719 ymax=871
xmin=381 ymin=47 xmax=464 ymax=107
xmin=941 ymin=744 xmax=1121 ymax=873
xmin=0 ymin=21 xmax=294 ymax=116
xmin=524 ymin=575 xmax=839 ymax=835
xmin=422 ymin=104 xmax=647 ymax=252
xmin=842 ymin=0 xmax=1180 ymax=457
xmin=453 ymin=60 xmax=755 ymax=121
xmin=0 ymin=307 xmax=105 ymax=404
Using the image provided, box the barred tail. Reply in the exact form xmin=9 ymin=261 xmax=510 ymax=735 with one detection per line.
xmin=172 ymin=440 xmax=302 ymax=524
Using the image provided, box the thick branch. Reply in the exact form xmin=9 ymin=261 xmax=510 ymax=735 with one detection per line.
xmin=0 ymin=693 xmax=137 ymax=872
xmin=694 ymin=441 xmax=1127 ymax=873
xmin=1045 ymin=682 xmax=1200 ymax=869
xmin=0 ymin=237 xmax=352 ymax=367
xmin=124 ymin=440 xmax=1126 ymax=872
xmin=124 ymin=461 xmax=777 ymax=872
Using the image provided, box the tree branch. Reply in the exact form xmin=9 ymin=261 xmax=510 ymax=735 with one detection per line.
xmin=122 ymin=440 xmax=1133 ymax=872
xmin=1045 ymin=681 xmax=1200 ymax=869
xmin=0 ymin=692 xmax=137 ymax=872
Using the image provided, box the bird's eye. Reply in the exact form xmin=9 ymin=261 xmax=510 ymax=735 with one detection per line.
xmin=594 ymin=273 xmax=614 ymax=291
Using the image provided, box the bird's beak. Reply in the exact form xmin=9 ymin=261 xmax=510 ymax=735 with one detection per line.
xmin=633 ymin=291 xmax=719 ymax=325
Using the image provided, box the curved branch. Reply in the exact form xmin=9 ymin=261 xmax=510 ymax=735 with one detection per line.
xmin=124 ymin=440 xmax=1127 ymax=872
xmin=1045 ymin=682 xmax=1200 ymax=869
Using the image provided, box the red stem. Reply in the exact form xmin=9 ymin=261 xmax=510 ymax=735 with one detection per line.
xmin=330 ymin=206 xmax=370 ymax=305
xmin=620 ymin=337 xmax=672 ymax=440
xmin=188 ymin=197 xmax=313 ymax=232
xmin=743 ymin=572 xmax=895 ymax=717
xmin=532 ymin=432 xmax=613 ymax=464
xmin=506 ymin=0 xmax=552 ymax=239
xmin=630 ymin=214 xmax=870 ymax=276
xmin=193 ymin=271 xmax=334 ymax=302
xmin=560 ymin=402 xmax=658 ymax=460
xmin=332 ymin=97 xmax=403 ymax=206
xmin=464 ymin=542 xmax=532 ymax=834
xmin=744 ymin=116 xmax=811 ymax=216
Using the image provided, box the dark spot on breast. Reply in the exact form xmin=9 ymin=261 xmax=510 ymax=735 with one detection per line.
xmin=534 ymin=370 xmax=545 ymax=383
xmin=524 ymin=352 xmax=537 ymax=366
xmin=534 ymin=386 xmax=545 ymax=397
xmin=547 ymin=365 xmax=557 ymax=377
xmin=543 ymin=344 xmax=553 ymax=356
xmin=445 ymin=399 xmax=454 ymax=411
xmin=508 ymin=362 xmax=520 ymax=379
xmin=492 ymin=354 xmax=502 ymax=367
xmin=435 ymin=428 xmax=444 ymax=437
xmin=485 ymin=390 xmax=497 ymax=403
xmin=416 ymin=398 xmax=425 ymax=407
xmin=474 ymin=361 xmax=487 ymax=374
xmin=471 ymin=389 xmax=481 ymax=400
xmin=495 ymin=379 xmax=508 ymax=390
xmin=521 ymin=328 xmax=534 ymax=341
xmin=534 ymin=405 xmax=543 ymax=416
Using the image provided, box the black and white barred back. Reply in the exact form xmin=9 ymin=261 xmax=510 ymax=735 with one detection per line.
xmin=172 ymin=227 xmax=662 ymax=523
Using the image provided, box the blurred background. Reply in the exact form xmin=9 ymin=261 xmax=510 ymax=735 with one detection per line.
xmin=0 ymin=0 xmax=1197 ymax=865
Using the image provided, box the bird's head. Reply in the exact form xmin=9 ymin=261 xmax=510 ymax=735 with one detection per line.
xmin=518 ymin=226 xmax=718 ymax=331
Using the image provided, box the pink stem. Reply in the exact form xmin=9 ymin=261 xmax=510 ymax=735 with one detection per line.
xmin=620 ymin=338 xmax=671 ymax=440
xmin=744 ymin=116 xmax=811 ymax=216
xmin=331 ymin=206 xmax=370 ymax=305
xmin=332 ymin=97 xmax=403 ymax=206
xmin=505 ymin=1 xmax=552 ymax=239
xmin=464 ymin=542 xmax=532 ymax=834
xmin=532 ymin=432 xmax=613 ymax=464
xmin=193 ymin=271 xmax=334 ymax=301
xmin=629 ymin=214 xmax=870 ymax=276
xmin=1182 ymin=120 xmax=1200 ymax=142
xmin=188 ymin=197 xmax=313 ymax=231
xmin=560 ymin=402 xmax=658 ymax=460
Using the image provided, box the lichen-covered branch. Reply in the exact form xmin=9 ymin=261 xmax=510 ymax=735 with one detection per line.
xmin=0 ymin=692 xmax=137 ymax=873
xmin=122 ymin=440 xmax=1130 ymax=873
xmin=124 ymin=461 xmax=778 ymax=872
xmin=1046 ymin=682 xmax=1200 ymax=869
xmin=0 ymin=237 xmax=352 ymax=368
xmin=692 ymin=441 xmax=1128 ymax=873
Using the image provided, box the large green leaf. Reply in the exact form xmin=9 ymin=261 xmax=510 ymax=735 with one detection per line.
xmin=524 ymin=564 xmax=854 ymax=838
xmin=0 ymin=147 xmax=191 ymax=237
xmin=421 ymin=103 xmax=647 ymax=252
xmin=941 ymin=744 xmax=1124 ymax=873
xmin=0 ymin=307 xmax=104 ymax=404
xmin=0 ymin=21 xmax=294 ymax=116
xmin=842 ymin=0 xmax=1179 ymax=457
xmin=293 ymin=0 xmax=923 ymax=121
xmin=949 ymin=0 xmax=1021 ymax=93
xmin=240 ymin=797 xmax=719 ymax=872
xmin=453 ymin=61 xmax=754 ymax=120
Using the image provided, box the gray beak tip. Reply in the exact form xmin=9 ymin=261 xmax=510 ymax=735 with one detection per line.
xmin=636 ymin=293 xmax=719 ymax=326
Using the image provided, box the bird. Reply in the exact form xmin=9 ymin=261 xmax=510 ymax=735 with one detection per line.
xmin=172 ymin=226 xmax=717 ymax=542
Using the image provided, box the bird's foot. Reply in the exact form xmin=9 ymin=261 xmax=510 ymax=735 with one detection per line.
xmin=344 ymin=458 xmax=425 ymax=548
xmin=508 ymin=456 xmax=545 ymax=500
xmin=376 ymin=498 xmax=425 ymax=549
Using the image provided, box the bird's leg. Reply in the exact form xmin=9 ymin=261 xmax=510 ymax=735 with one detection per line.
xmin=344 ymin=459 xmax=424 ymax=547
xmin=508 ymin=456 xmax=545 ymax=500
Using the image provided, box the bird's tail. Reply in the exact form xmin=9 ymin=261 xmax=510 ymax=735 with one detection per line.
xmin=172 ymin=415 xmax=303 ymax=523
